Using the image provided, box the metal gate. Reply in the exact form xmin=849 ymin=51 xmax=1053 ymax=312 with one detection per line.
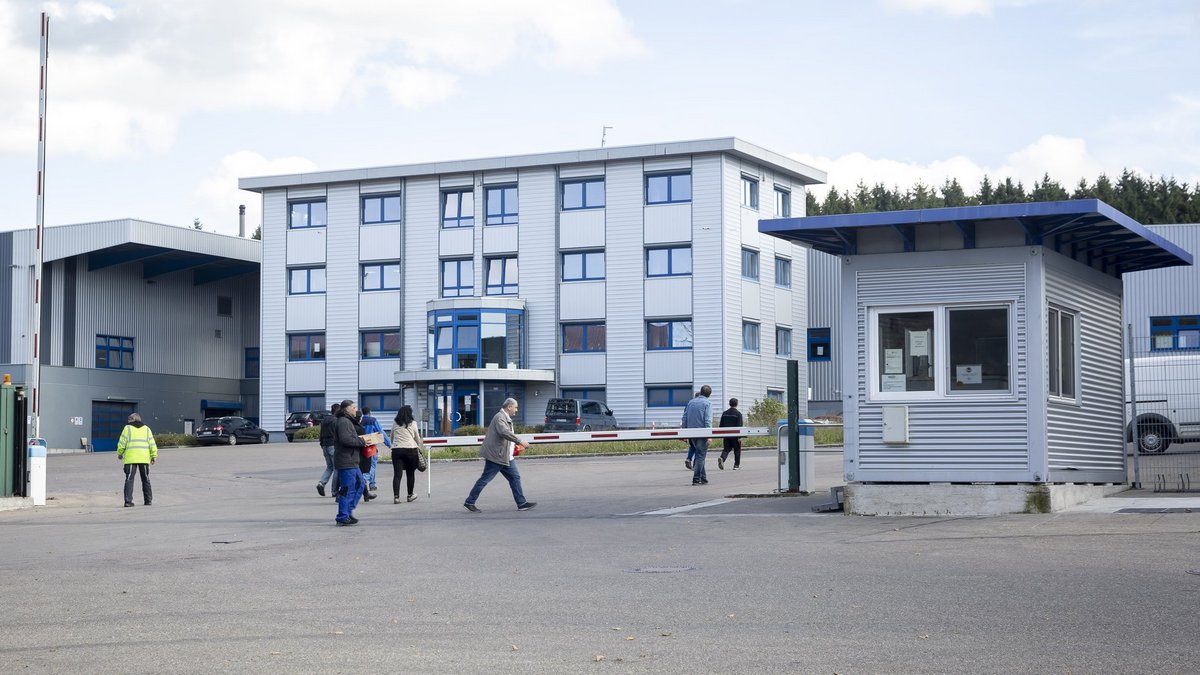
xmin=91 ymin=401 xmax=136 ymax=452
xmin=1126 ymin=326 xmax=1200 ymax=492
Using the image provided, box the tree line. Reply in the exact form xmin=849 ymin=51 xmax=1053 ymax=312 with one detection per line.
xmin=805 ymin=171 xmax=1200 ymax=224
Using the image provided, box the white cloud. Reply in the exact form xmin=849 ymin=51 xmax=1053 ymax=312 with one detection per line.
xmin=880 ymin=0 xmax=1037 ymax=16
xmin=0 ymin=0 xmax=644 ymax=158
xmin=194 ymin=150 xmax=318 ymax=236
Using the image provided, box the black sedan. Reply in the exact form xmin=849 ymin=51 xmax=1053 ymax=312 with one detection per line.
xmin=195 ymin=416 xmax=270 ymax=446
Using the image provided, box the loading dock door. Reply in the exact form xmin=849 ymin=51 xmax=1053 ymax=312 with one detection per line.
xmin=91 ymin=401 xmax=136 ymax=452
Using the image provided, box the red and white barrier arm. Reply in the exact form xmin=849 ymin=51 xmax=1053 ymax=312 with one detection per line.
xmin=422 ymin=426 xmax=770 ymax=448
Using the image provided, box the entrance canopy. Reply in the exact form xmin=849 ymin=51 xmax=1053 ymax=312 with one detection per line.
xmin=760 ymin=199 xmax=1192 ymax=277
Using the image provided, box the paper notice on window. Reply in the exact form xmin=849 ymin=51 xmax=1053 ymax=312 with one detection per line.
xmin=881 ymin=374 xmax=907 ymax=392
xmin=884 ymin=349 xmax=904 ymax=374
xmin=955 ymin=365 xmax=982 ymax=385
xmin=908 ymin=330 xmax=929 ymax=357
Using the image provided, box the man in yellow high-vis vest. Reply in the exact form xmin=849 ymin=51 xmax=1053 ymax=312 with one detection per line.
xmin=117 ymin=413 xmax=158 ymax=507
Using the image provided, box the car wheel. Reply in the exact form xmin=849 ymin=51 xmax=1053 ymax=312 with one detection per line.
xmin=1137 ymin=425 xmax=1169 ymax=454
xmin=260 ymin=433 xmax=269 ymax=444
xmin=286 ymin=435 xmax=293 ymax=443
xmin=228 ymin=434 xmax=238 ymax=446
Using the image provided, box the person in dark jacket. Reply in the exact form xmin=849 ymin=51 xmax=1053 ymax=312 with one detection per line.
xmin=333 ymin=400 xmax=367 ymax=526
xmin=718 ymin=398 xmax=744 ymax=470
xmin=316 ymin=403 xmax=341 ymax=497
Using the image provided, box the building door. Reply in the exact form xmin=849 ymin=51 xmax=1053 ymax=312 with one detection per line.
xmin=91 ymin=401 xmax=137 ymax=452
xmin=455 ymin=384 xmax=480 ymax=429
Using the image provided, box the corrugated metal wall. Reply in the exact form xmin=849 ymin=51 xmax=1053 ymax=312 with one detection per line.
xmin=849 ymin=259 xmax=1031 ymax=481
xmin=605 ymin=160 xmax=647 ymax=426
xmin=325 ymin=184 xmax=359 ymax=405
xmin=808 ymin=249 xmax=841 ymax=404
xmin=1123 ymin=224 xmax=1200 ymax=335
xmin=520 ymin=168 xmax=557 ymax=372
xmin=260 ymin=189 xmax=290 ymax=432
xmin=403 ymin=177 xmax=439 ymax=374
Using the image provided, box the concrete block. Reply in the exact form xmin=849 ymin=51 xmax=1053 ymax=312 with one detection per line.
xmin=844 ymin=483 xmax=1130 ymax=516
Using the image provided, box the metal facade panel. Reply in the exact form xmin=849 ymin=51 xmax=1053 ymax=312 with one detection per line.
xmin=643 ymin=204 xmax=692 ymax=244
xmin=688 ymin=154 xmax=725 ymax=422
xmin=517 ymin=167 xmax=558 ymax=371
xmin=645 ymin=351 xmax=693 ymax=384
xmin=360 ymin=225 xmax=401 ymax=261
xmin=559 ymin=210 xmax=605 ymax=250
xmin=808 ymin=248 xmax=842 ymax=403
xmin=1123 ymin=224 xmax=1200 ymax=333
xmin=260 ymin=190 xmax=289 ymax=432
xmin=644 ymin=277 xmax=691 ymax=318
xmin=1045 ymin=257 xmax=1126 ymax=480
xmin=849 ymin=257 xmax=1031 ymax=481
xmin=439 ymin=228 xmax=474 ymax=258
xmin=286 ymin=362 xmax=326 ymax=392
xmin=740 ymin=279 xmax=761 ymax=319
xmin=359 ymin=360 xmax=401 ymax=391
xmin=62 ymin=256 xmax=76 ymax=367
xmin=359 ymin=291 xmax=401 ymax=329
xmin=605 ymin=160 xmax=647 ymax=427
xmin=0 ymin=231 xmax=12 ymax=362
xmin=287 ymin=228 xmax=327 ymax=265
xmin=402 ymin=178 xmax=440 ymax=372
xmin=560 ymin=282 xmax=606 ymax=321
xmin=483 ymin=224 xmax=519 ymax=254
xmin=559 ymin=353 xmax=606 ymax=386
xmin=323 ymin=184 xmax=358 ymax=404
xmin=286 ymin=295 xmax=326 ymax=331
xmin=559 ymin=163 xmax=604 ymax=179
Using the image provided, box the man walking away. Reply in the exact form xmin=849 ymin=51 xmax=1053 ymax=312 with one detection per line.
xmin=316 ymin=402 xmax=341 ymax=497
xmin=360 ymin=406 xmax=390 ymax=498
xmin=333 ymin=400 xmax=367 ymax=526
xmin=117 ymin=413 xmax=157 ymax=507
xmin=718 ymin=398 xmax=743 ymax=470
xmin=682 ymin=385 xmax=713 ymax=485
xmin=463 ymin=398 xmax=536 ymax=513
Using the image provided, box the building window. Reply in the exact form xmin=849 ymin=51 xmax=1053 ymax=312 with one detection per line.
xmin=288 ymin=333 xmax=325 ymax=361
xmin=428 ymin=308 xmax=524 ymax=370
xmin=562 ymin=178 xmax=605 ymax=210
xmin=948 ymin=307 xmax=1010 ymax=393
xmin=766 ymin=389 xmax=784 ymax=403
xmin=289 ymin=200 xmax=327 ymax=229
xmin=741 ymin=175 xmax=759 ymax=209
xmin=742 ymin=321 xmax=760 ymax=353
xmin=288 ymin=266 xmax=326 ymax=295
xmin=217 ymin=296 xmax=232 ymax=317
xmin=442 ymin=189 xmax=474 ymax=229
xmin=808 ymin=328 xmax=831 ymax=362
xmin=362 ymin=194 xmax=401 ymax=224
xmin=647 ymin=320 xmax=693 ymax=350
xmin=775 ymin=187 xmax=791 ymax=217
xmin=561 ymin=388 xmax=606 ymax=403
xmin=486 ymin=257 xmax=519 ymax=296
xmin=646 ymin=246 xmax=691 ymax=277
xmin=776 ymin=327 xmax=792 ymax=357
xmin=647 ymin=386 xmax=693 ymax=407
xmin=441 ymin=259 xmax=474 ymax=297
xmin=562 ymin=250 xmax=605 ymax=281
xmin=360 ymin=391 xmax=401 ymax=412
xmin=775 ymin=257 xmax=791 ymax=287
xmin=96 ymin=334 xmax=134 ymax=370
xmin=485 ymin=185 xmax=518 ymax=225
xmin=562 ymin=323 xmax=606 ymax=353
xmin=1150 ymin=315 xmax=1200 ymax=351
xmin=1048 ymin=306 xmax=1078 ymax=399
xmin=645 ymin=172 xmax=692 ymax=205
xmin=361 ymin=262 xmax=401 ymax=292
xmin=741 ymin=248 xmax=759 ymax=280
xmin=244 ymin=347 xmax=260 ymax=378
xmin=362 ymin=330 xmax=402 ymax=359
xmin=288 ymin=394 xmax=325 ymax=413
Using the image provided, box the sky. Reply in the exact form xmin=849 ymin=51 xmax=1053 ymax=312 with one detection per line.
xmin=0 ymin=0 xmax=1197 ymax=236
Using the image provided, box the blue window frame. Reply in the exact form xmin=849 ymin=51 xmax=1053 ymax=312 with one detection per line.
xmin=361 ymin=330 xmax=401 ymax=359
xmin=362 ymin=262 xmax=401 ymax=291
xmin=647 ymin=320 xmax=693 ymax=350
xmin=766 ymin=389 xmax=784 ymax=403
xmin=360 ymin=391 xmax=401 ymax=412
xmin=362 ymin=194 xmax=401 ymax=224
xmin=288 ymin=333 xmax=325 ymax=361
xmin=645 ymin=172 xmax=692 ymax=205
xmin=808 ymin=327 xmax=831 ymax=362
xmin=775 ymin=186 xmax=791 ymax=217
xmin=775 ymin=257 xmax=791 ymax=287
xmin=486 ymin=257 xmax=519 ymax=296
xmin=647 ymin=386 xmax=693 ymax=407
xmin=561 ymin=388 xmax=606 ymax=403
xmin=485 ymin=185 xmax=518 ymax=225
xmin=442 ymin=189 xmax=474 ymax=228
xmin=428 ymin=308 xmax=525 ymax=370
xmin=244 ymin=347 xmax=260 ymax=378
xmin=561 ymin=178 xmax=605 ymax=210
xmin=1150 ymin=315 xmax=1200 ymax=351
xmin=741 ymin=175 xmax=759 ymax=209
xmin=289 ymin=200 xmax=327 ymax=229
xmin=288 ymin=266 xmax=325 ymax=295
xmin=562 ymin=323 xmax=606 ymax=353
xmin=646 ymin=246 xmax=691 ymax=277
xmin=776 ymin=327 xmax=792 ymax=357
xmin=741 ymin=248 xmax=759 ymax=280
xmin=562 ymin=250 xmax=605 ymax=281
xmin=742 ymin=321 xmax=760 ymax=353
xmin=441 ymin=259 xmax=474 ymax=297
xmin=288 ymin=394 xmax=325 ymax=413
xmin=96 ymin=334 xmax=134 ymax=370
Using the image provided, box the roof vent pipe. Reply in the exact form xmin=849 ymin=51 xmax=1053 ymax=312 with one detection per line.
xmin=238 ymin=204 xmax=246 ymax=238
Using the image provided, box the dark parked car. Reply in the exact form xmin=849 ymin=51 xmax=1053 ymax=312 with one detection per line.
xmin=543 ymin=398 xmax=617 ymax=432
xmin=285 ymin=411 xmax=330 ymax=442
xmin=196 ymin=416 xmax=269 ymax=446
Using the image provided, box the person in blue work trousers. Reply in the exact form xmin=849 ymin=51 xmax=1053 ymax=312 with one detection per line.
xmin=333 ymin=399 xmax=367 ymax=526
xmin=117 ymin=412 xmax=158 ymax=507
xmin=359 ymin=406 xmax=390 ymax=498
xmin=682 ymin=385 xmax=713 ymax=484
xmin=463 ymin=398 xmax=536 ymax=513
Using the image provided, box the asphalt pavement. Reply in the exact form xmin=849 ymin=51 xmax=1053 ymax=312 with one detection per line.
xmin=1 ymin=443 xmax=1197 ymax=674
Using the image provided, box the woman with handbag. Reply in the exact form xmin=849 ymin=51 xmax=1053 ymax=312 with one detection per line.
xmin=389 ymin=405 xmax=426 ymax=504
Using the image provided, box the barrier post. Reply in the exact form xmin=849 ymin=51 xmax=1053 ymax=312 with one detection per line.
xmin=27 ymin=438 xmax=46 ymax=506
xmin=786 ymin=359 xmax=801 ymax=492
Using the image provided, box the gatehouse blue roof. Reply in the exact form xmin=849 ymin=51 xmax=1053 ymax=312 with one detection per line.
xmin=759 ymin=199 xmax=1192 ymax=277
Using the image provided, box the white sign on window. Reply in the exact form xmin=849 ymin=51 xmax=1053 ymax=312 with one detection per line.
xmin=884 ymin=348 xmax=904 ymax=374
xmin=908 ymin=330 xmax=929 ymax=357
xmin=955 ymin=364 xmax=982 ymax=385
xmin=881 ymin=374 xmax=907 ymax=392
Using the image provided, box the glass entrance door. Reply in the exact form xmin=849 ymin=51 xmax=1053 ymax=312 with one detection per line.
xmin=431 ymin=383 xmax=480 ymax=432
xmin=454 ymin=384 xmax=480 ymax=429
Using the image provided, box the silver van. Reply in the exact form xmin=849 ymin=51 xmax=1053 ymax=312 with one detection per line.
xmin=543 ymin=398 xmax=617 ymax=432
xmin=1127 ymin=353 xmax=1200 ymax=452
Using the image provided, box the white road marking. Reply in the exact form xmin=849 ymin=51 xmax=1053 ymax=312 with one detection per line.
xmin=636 ymin=498 xmax=737 ymax=516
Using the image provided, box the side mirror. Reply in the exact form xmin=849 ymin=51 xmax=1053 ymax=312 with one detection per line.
xmin=606 ymin=410 xmax=613 ymax=416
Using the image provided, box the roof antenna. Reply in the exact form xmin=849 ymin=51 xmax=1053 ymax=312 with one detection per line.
xmin=601 ymin=126 xmax=613 ymax=148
